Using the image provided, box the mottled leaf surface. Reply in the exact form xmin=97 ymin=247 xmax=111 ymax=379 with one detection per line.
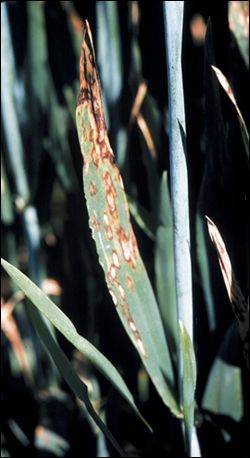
xmin=75 ymin=21 xmax=179 ymax=416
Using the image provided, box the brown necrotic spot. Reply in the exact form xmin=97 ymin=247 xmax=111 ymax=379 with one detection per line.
xmin=108 ymin=265 xmax=116 ymax=283
xmin=106 ymin=191 xmax=117 ymax=216
xmin=84 ymin=160 xmax=90 ymax=174
xmin=91 ymin=147 xmax=99 ymax=167
xmin=136 ymin=338 xmax=147 ymax=357
xmin=117 ymin=227 xmax=137 ymax=267
xmin=92 ymin=214 xmax=100 ymax=231
xmin=103 ymin=172 xmax=118 ymax=218
xmin=103 ymin=212 xmax=109 ymax=225
xmin=103 ymin=212 xmax=113 ymax=240
xmin=104 ymin=171 xmax=112 ymax=187
xmin=126 ymin=275 xmax=135 ymax=291
xmin=128 ymin=320 xmax=137 ymax=332
xmin=89 ymin=181 xmax=97 ymax=196
xmin=112 ymin=251 xmax=120 ymax=268
xmin=106 ymin=226 xmax=113 ymax=240
xmin=118 ymin=284 xmax=125 ymax=300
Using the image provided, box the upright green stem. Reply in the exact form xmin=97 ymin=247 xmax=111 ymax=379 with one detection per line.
xmin=163 ymin=2 xmax=200 ymax=456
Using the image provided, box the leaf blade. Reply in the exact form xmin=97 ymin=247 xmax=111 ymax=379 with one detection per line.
xmin=75 ymin=21 xmax=180 ymax=416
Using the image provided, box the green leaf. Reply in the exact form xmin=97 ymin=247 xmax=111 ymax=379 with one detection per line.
xmin=202 ymin=358 xmax=243 ymax=422
xmin=155 ymin=173 xmax=178 ymax=359
xmin=1 ymin=258 xmax=150 ymax=431
xmin=179 ymin=320 xmax=197 ymax=454
xmin=75 ymin=22 xmax=180 ymax=417
xmin=27 ymin=305 xmax=126 ymax=457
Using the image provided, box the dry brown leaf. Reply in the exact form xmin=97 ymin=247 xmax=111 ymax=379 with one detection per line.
xmin=206 ymin=216 xmax=249 ymax=368
xmin=1 ymin=292 xmax=34 ymax=383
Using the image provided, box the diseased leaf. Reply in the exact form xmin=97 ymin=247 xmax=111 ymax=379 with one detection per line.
xmin=211 ymin=65 xmax=249 ymax=159
xmin=1 ymin=258 xmax=150 ymax=431
xmin=206 ymin=216 xmax=249 ymax=368
xmin=75 ymin=21 xmax=180 ymax=417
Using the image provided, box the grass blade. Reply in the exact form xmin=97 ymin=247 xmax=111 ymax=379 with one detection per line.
xmin=27 ymin=305 xmax=126 ymax=457
xmin=179 ymin=320 xmax=197 ymax=454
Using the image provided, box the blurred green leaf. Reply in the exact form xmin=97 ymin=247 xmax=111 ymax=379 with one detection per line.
xmin=1 ymin=154 xmax=14 ymax=225
xmin=179 ymin=320 xmax=197 ymax=454
xmin=26 ymin=2 xmax=49 ymax=112
xmin=202 ymin=357 xmax=243 ymax=422
xmin=202 ymin=324 xmax=243 ymax=422
xmin=1 ymin=3 xmax=30 ymax=206
xmin=1 ymin=258 xmax=150 ymax=432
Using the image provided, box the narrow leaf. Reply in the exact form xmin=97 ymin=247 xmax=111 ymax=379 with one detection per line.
xmin=179 ymin=320 xmax=197 ymax=455
xmin=1 ymin=258 xmax=150 ymax=430
xmin=75 ymin=21 xmax=180 ymax=416
xmin=206 ymin=216 xmax=249 ymax=368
